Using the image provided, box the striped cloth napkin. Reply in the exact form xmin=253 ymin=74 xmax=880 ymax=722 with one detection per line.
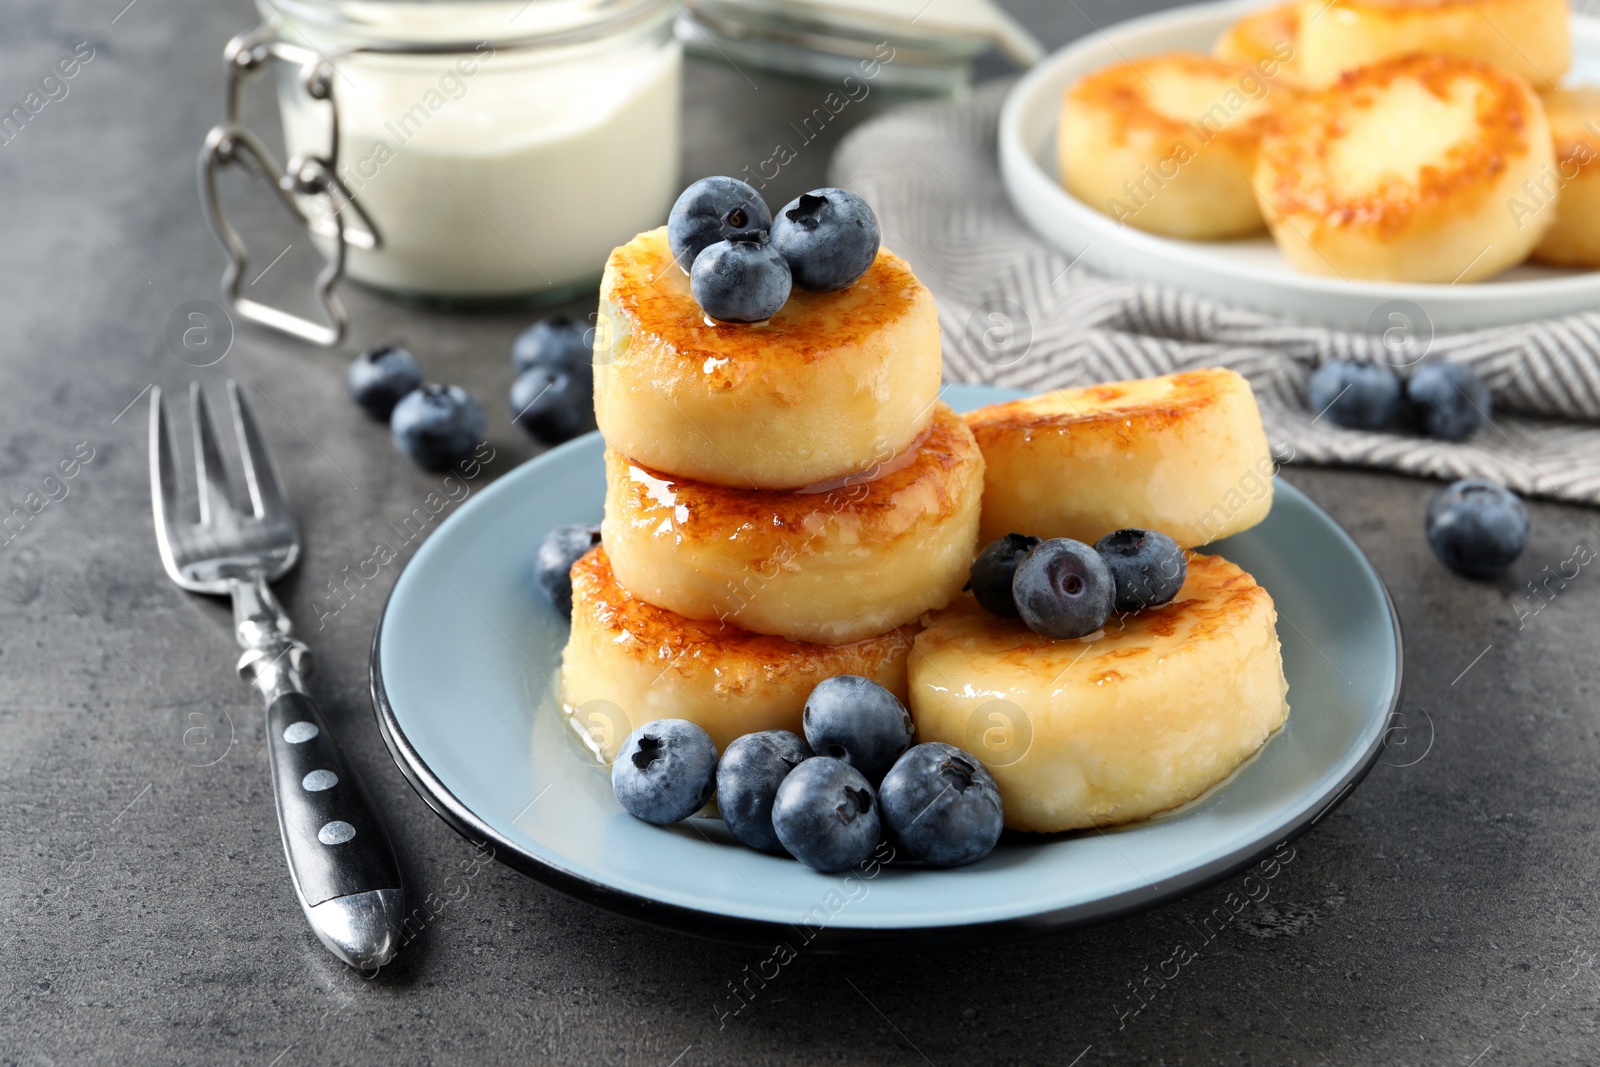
xmin=830 ymin=79 xmax=1600 ymax=507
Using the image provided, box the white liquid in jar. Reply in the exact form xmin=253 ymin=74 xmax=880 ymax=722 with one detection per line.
xmin=277 ymin=17 xmax=681 ymax=299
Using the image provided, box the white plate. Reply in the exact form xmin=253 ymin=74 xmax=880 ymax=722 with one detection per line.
xmin=997 ymin=0 xmax=1600 ymax=331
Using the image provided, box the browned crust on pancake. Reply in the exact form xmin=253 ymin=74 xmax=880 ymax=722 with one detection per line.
xmin=570 ymin=546 xmax=917 ymax=688
xmin=606 ymin=403 xmax=981 ymax=553
xmin=916 ymin=552 xmax=1272 ymax=669
xmin=963 ymin=368 xmax=1229 ymax=447
xmin=1064 ymin=52 xmax=1291 ymax=152
xmin=602 ymin=227 xmax=929 ymax=391
xmin=1216 ymin=4 xmax=1301 ymax=67
xmin=1259 ymin=54 xmax=1542 ymax=236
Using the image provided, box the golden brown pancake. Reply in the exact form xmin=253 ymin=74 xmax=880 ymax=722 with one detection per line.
xmin=1296 ymin=0 xmax=1571 ymax=90
xmin=1214 ymin=3 xmax=1304 ymax=86
xmin=964 ymin=368 xmax=1275 ymax=548
xmin=560 ymin=546 xmax=916 ymax=754
xmin=1255 ymin=54 xmax=1556 ymax=282
xmin=594 ymin=226 xmax=942 ymax=490
xmin=1058 ymin=52 xmax=1300 ymax=238
xmin=602 ymin=403 xmax=985 ymax=646
xmin=1529 ymin=87 xmax=1600 ymax=267
xmin=910 ymin=552 xmax=1289 ymax=833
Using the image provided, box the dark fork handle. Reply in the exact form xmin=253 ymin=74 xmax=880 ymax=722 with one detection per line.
xmin=236 ymin=575 xmax=404 ymax=970
xmin=266 ymin=692 xmax=403 ymax=908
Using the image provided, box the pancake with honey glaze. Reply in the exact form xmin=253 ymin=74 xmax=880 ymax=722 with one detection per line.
xmin=1530 ymin=88 xmax=1600 ymax=267
xmin=1255 ymin=55 xmax=1556 ymax=283
xmin=1296 ymin=0 xmax=1571 ymax=90
xmin=1213 ymin=3 xmax=1304 ymax=86
xmin=909 ymin=553 xmax=1289 ymax=833
xmin=594 ymin=226 xmax=942 ymax=490
xmin=602 ymin=403 xmax=984 ymax=646
xmin=561 ymin=547 xmax=916 ymax=755
xmin=1057 ymin=52 xmax=1299 ymax=239
xmin=965 ymin=368 xmax=1274 ymax=549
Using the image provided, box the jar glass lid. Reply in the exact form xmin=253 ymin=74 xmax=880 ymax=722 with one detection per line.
xmin=259 ymin=0 xmax=668 ymax=49
xmin=675 ymin=0 xmax=1041 ymax=96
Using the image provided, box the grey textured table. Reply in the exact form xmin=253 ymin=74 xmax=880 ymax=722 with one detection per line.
xmin=4 ymin=1 xmax=1599 ymax=1064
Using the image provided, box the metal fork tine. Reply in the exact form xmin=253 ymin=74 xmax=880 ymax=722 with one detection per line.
xmin=190 ymin=382 xmax=238 ymax=526
xmin=227 ymin=379 xmax=290 ymax=522
xmin=149 ymin=386 xmax=185 ymax=535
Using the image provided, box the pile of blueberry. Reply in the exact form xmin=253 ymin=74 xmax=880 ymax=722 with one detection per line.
xmin=347 ymin=345 xmax=486 ymax=471
xmin=347 ymin=316 xmax=597 ymax=471
xmin=537 ymin=523 xmax=1003 ymax=873
xmin=969 ymin=527 xmax=1188 ymax=638
xmin=667 ymin=176 xmax=881 ymax=323
xmin=611 ymin=676 xmax=1004 ymax=872
xmin=508 ymin=316 xmax=596 ymax=446
xmin=1310 ymin=359 xmax=1491 ymax=441
xmin=1308 ymin=360 xmax=1532 ymax=577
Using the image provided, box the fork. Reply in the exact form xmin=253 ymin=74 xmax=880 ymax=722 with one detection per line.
xmin=150 ymin=380 xmax=404 ymax=969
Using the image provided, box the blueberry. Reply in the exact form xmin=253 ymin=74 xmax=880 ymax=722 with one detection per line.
xmin=1094 ymin=528 xmax=1187 ymax=613
xmin=347 ymin=344 xmax=422 ymax=420
xmin=535 ymin=523 xmax=602 ymax=618
xmin=390 ymin=384 xmax=486 ymax=471
xmin=612 ymin=719 xmax=719 ymax=825
xmin=770 ymin=757 xmax=881 ymax=872
xmin=690 ymin=232 xmax=792 ymax=324
xmin=802 ymin=675 xmax=914 ymax=784
xmin=1407 ymin=362 xmax=1491 ymax=441
xmin=1425 ymin=479 xmax=1529 ymax=578
xmin=1012 ymin=538 xmax=1114 ymax=639
xmin=769 ymin=188 xmax=880 ymax=291
xmin=511 ymin=315 xmax=593 ymax=377
xmin=969 ymin=534 xmax=1041 ymax=618
xmin=715 ymin=730 xmax=813 ymax=855
xmin=1308 ymin=361 xmax=1404 ymax=430
xmin=510 ymin=365 xmax=594 ymax=445
xmin=667 ymin=176 xmax=772 ymax=271
xmin=879 ymin=743 xmax=1003 ymax=868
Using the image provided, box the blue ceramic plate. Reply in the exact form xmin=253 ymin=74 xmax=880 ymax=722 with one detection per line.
xmin=371 ymin=384 xmax=1402 ymax=948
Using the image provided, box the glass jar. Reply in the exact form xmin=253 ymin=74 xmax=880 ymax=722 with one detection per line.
xmin=676 ymin=0 xmax=1042 ymax=97
xmin=202 ymin=0 xmax=680 ymax=342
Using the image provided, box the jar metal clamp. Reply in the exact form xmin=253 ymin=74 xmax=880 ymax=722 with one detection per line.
xmin=199 ymin=24 xmax=383 ymax=347
xmin=198 ymin=2 xmax=668 ymax=347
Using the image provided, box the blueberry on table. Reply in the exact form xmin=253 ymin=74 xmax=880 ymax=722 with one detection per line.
xmin=1308 ymin=361 xmax=1403 ymax=430
xmin=969 ymin=534 xmax=1042 ymax=618
xmin=879 ymin=743 xmax=1004 ymax=868
xmin=667 ymin=176 xmax=772 ymax=271
xmin=389 ymin=384 xmax=486 ymax=471
xmin=612 ymin=719 xmax=719 ymax=825
xmin=690 ymin=232 xmax=792 ymax=324
xmin=534 ymin=523 xmax=601 ymax=618
xmin=802 ymin=675 xmax=914 ymax=784
xmin=510 ymin=365 xmax=594 ymax=445
xmin=511 ymin=315 xmax=593 ymax=377
xmin=1407 ymin=362 xmax=1491 ymax=441
xmin=771 ymin=757 xmax=882 ymax=873
xmin=1425 ymin=479 xmax=1529 ymax=578
xmin=770 ymin=188 xmax=880 ymax=292
xmin=1094 ymin=528 xmax=1187 ymax=613
xmin=716 ymin=730 xmax=813 ymax=855
xmin=1012 ymin=537 xmax=1115 ymax=640
xmin=347 ymin=344 xmax=422 ymax=420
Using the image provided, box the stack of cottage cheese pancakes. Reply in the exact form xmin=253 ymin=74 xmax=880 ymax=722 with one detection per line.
xmin=560 ymin=217 xmax=1294 ymax=835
